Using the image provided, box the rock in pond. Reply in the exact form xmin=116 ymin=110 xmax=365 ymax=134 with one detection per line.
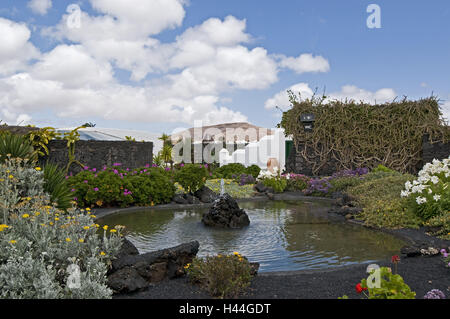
xmin=201 ymin=193 xmax=250 ymax=229
xmin=194 ymin=186 xmax=219 ymax=203
xmin=107 ymin=240 xmax=200 ymax=294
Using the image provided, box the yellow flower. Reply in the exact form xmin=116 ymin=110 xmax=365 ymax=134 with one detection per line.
xmin=83 ymin=226 xmax=90 ymax=230
xmin=78 ymin=239 xmax=85 ymax=243
xmin=103 ymin=225 xmax=108 ymax=231
xmin=86 ymin=208 xmax=91 ymax=211
xmin=65 ymin=238 xmax=71 ymax=242
xmin=110 ymin=229 xmax=117 ymax=233
xmin=100 ymin=251 xmax=106 ymax=256
xmin=184 ymin=263 xmax=191 ymax=269
xmin=90 ymin=215 xmax=97 ymax=218
xmin=95 ymin=224 xmax=99 ymax=228
xmin=49 ymin=222 xmax=54 ymax=226
xmin=0 ymin=224 xmax=9 ymax=232
xmin=34 ymin=211 xmax=40 ymax=216
xmin=8 ymin=175 xmax=14 ymax=179
xmin=22 ymin=214 xmax=30 ymax=219
xmin=233 ymin=252 xmax=240 ymax=256
xmin=9 ymin=240 xmax=16 ymax=244
xmin=54 ymin=217 xmax=60 ymax=221
xmin=35 ymin=167 xmax=41 ymax=171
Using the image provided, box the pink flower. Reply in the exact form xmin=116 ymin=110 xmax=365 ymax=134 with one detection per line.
xmin=94 ymin=187 xmax=99 ymax=192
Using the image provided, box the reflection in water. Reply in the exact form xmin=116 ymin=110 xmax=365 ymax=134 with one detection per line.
xmin=98 ymin=201 xmax=405 ymax=272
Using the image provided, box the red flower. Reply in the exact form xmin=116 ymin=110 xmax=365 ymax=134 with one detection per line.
xmin=355 ymin=283 xmax=367 ymax=294
xmin=391 ymin=255 xmax=400 ymax=263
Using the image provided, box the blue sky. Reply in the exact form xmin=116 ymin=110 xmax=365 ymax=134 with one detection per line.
xmin=0 ymin=0 xmax=449 ymax=134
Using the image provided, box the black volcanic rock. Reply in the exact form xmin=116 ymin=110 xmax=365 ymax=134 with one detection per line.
xmin=201 ymin=193 xmax=250 ymax=229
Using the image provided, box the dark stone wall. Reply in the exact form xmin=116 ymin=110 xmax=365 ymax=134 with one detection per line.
xmin=286 ymin=133 xmax=450 ymax=176
xmin=422 ymin=134 xmax=450 ymax=165
xmin=285 ymin=144 xmax=338 ymax=177
xmin=40 ymin=140 xmax=153 ymax=174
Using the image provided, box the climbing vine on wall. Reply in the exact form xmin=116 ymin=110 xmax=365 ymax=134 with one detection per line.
xmin=279 ymin=92 xmax=449 ymax=174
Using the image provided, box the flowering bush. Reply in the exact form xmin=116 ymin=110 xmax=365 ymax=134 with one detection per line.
xmin=282 ymin=173 xmax=310 ymax=192
xmin=186 ymin=252 xmax=253 ymax=298
xmin=68 ymin=165 xmax=175 ymax=208
xmin=232 ymin=173 xmax=255 ymax=186
xmin=257 ymin=168 xmax=287 ymax=193
xmin=424 ymin=289 xmax=446 ymax=299
xmin=303 ymin=178 xmax=332 ymax=196
xmin=0 ymin=159 xmax=124 ymax=299
xmin=358 ymin=267 xmax=416 ymax=299
xmin=400 ymin=157 xmax=450 ymax=221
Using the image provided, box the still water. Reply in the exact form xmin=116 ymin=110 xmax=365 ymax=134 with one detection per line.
xmin=98 ymin=200 xmax=405 ymax=272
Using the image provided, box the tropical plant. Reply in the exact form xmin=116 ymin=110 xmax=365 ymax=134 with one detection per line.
xmin=0 ymin=133 xmax=37 ymax=163
xmin=60 ymin=125 xmax=87 ymax=175
xmin=42 ymin=163 xmax=73 ymax=210
xmin=26 ymin=127 xmax=60 ymax=158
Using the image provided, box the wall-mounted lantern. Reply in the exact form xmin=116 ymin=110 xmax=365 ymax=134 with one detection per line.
xmin=300 ymin=113 xmax=315 ymax=132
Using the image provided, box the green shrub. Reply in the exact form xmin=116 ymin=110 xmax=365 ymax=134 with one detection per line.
xmin=212 ymin=163 xmax=247 ymax=179
xmin=128 ymin=172 xmax=175 ymax=205
xmin=360 ymin=267 xmax=416 ymax=299
xmin=262 ymin=177 xmax=287 ymax=193
xmin=358 ymin=198 xmax=421 ymax=229
xmin=425 ymin=212 xmax=450 ymax=240
xmin=0 ymin=158 xmax=123 ymax=299
xmin=174 ymin=164 xmax=208 ymax=194
xmin=329 ymin=176 xmax=364 ymax=193
xmin=347 ymin=174 xmax=419 ymax=229
xmin=348 ymin=174 xmax=415 ymax=207
xmin=186 ymin=252 xmax=253 ymax=299
xmin=245 ymin=165 xmax=261 ymax=179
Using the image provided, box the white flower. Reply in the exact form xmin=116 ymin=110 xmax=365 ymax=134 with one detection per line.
xmin=430 ymin=176 xmax=439 ymax=184
xmin=400 ymin=190 xmax=410 ymax=198
xmin=416 ymin=197 xmax=427 ymax=205
xmin=433 ymin=195 xmax=441 ymax=201
xmin=428 ymin=188 xmax=433 ymax=194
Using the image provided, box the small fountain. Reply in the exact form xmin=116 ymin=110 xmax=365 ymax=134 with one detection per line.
xmin=201 ymin=179 xmax=250 ymax=229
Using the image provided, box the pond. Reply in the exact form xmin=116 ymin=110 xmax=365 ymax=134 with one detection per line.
xmin=97 ymin=200 xmax=406 ymax=273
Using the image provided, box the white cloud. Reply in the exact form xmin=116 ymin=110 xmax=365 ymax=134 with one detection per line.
xmin=28 ymin=0 xmax=52 ymax=15
xmin=2 ymin=6 xmax=330 ymax=127
xmin=265 ymin=83 xmax=314 ymax=110
xmin=442 ymin=99 xmax=450 ymax=124
xmin=0 ymin=18 xmax=40 ymax=75
xmin=31 ymin=45 xmax=114 ymax=88
xmin=328 ymin=85 xmax=396 ymax=104
xmin=265 ymin=83 xmax=397 ymax=111
xmin=278 ymin=53 xmax=330 ymax=74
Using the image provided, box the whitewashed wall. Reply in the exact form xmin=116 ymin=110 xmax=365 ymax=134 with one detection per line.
xmin=219 ymin=129 xmax=286 ymax=171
